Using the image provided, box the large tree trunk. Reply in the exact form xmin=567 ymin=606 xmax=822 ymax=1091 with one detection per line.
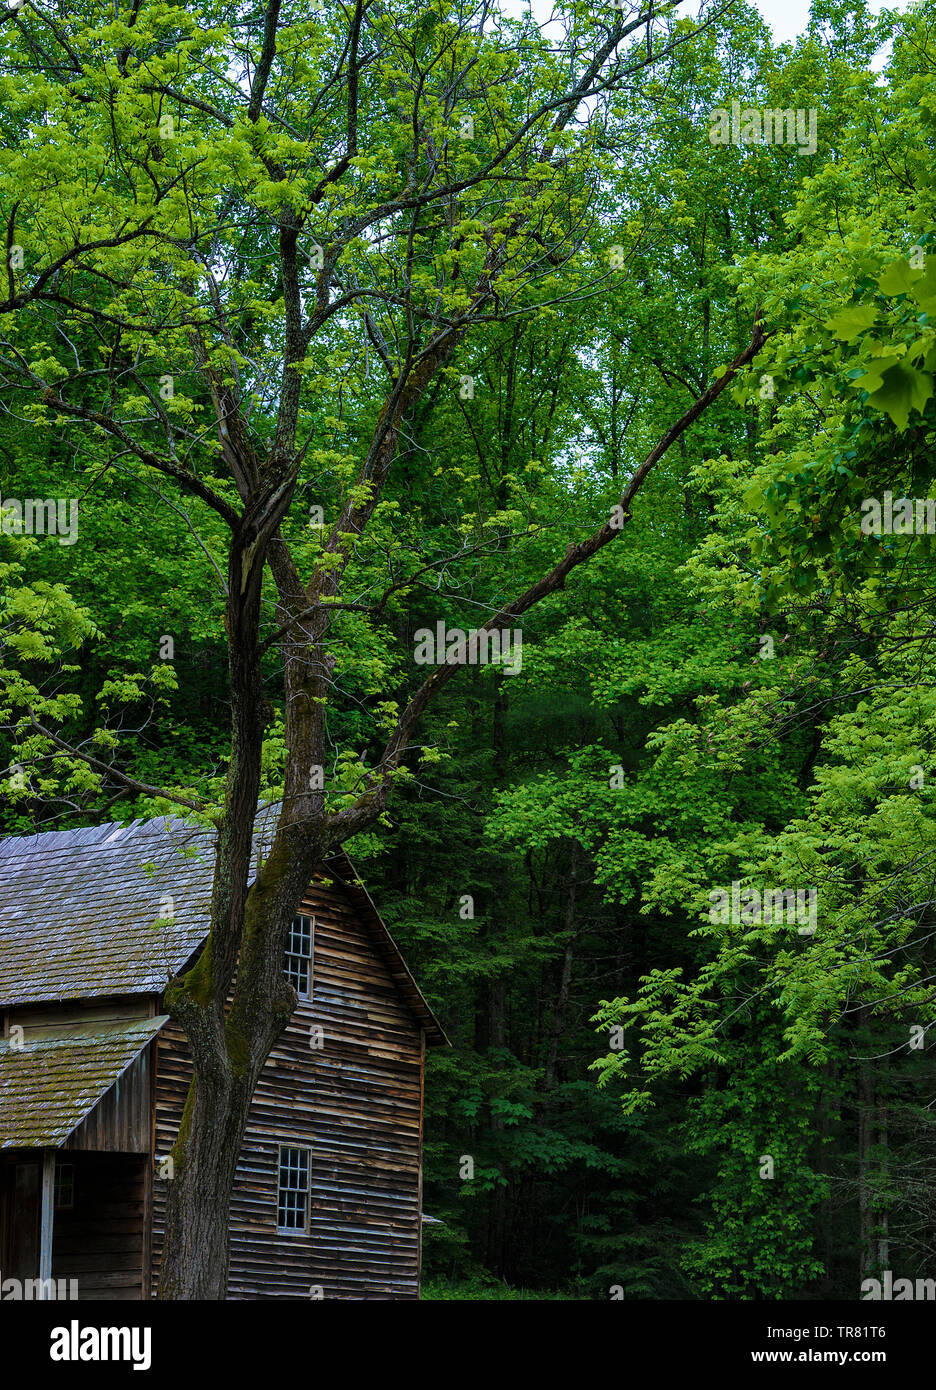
xmin=145 ymin=318 xmax=767 ymax=1295
xmin=154 ymin=342 xmax=449 ymax=1297
xmin=157 ymin=1065 xmax=264 ymax=1298
xmin=157 ymin=479 xmax=311 ymax=1299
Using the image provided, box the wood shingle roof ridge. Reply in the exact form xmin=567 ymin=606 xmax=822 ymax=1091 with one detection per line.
xmin=0 ymin=811 xmax=209 ymax=863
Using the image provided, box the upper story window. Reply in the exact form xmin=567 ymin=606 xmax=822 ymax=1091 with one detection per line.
xmin=284 ymin=915 xmax=313 ymax=1000
xmin=277 ymin=1145 xmax=311 ymax=1234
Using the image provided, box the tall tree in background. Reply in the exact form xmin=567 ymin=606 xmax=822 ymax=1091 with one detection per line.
xmin=591 ymin=0 xmax=936 ymax=1296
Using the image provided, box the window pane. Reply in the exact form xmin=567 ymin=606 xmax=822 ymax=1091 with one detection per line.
xmin=277 ymin=1146 xmax=309 ymax=1232
xmin=283 ymin=915 xmax=313 ymax=998
xmin=54 ymin=1163 xmax=75 ymax=1210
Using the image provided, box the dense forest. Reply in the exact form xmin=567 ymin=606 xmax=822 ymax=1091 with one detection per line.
xmin=2 ymin=0 xmax=936 ymax=1301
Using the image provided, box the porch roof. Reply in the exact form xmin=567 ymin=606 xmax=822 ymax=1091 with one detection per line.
xmin=0 ymin=1015 xmax=167 ymax=1149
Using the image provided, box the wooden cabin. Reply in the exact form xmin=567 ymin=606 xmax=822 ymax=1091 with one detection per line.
xmin=0 ymin=813 xmax=446 ymax=1300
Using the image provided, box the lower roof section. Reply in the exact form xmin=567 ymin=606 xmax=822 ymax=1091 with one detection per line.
xmin=0 ymin=1015 xmax=167 ymax=1149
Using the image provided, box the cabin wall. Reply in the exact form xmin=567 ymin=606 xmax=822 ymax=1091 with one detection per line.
xmin=151 ymin=879 xmax=424 ymax=1299
xmin=3 ymin=998 xmax=151 ymax=1037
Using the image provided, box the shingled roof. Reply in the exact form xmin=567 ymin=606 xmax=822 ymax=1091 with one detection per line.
xmin=0 ymin=810 xmax=447 ymax=1044
xmin=0 ymin=1015 xmax=167 ymax=1148
xmin=0 ymin=817 xmax=213 ymax=1007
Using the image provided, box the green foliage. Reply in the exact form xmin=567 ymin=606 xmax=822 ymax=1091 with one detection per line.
xmin=4 ymin=0 xmax=936 ymax=1299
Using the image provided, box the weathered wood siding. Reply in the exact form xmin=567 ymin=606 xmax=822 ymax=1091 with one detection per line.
xmin=53 ymin=1152 xmax=147 ymax=1299
xmin=3 ymin=997 xmax=150 ymax=1038
xmin=68 ymin=1049 xmax=153 ymax=1153
xmin=150 ymin=877 xmax=424 ymax=1299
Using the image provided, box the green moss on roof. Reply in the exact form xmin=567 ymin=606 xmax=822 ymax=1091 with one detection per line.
xmin=0 ymin=1016 xmax=168 ymax=1148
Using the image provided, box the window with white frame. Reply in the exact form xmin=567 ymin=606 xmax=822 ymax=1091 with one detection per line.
xmin=277 ymin=1146 xmax=311 ymax=1233
xmin=284 ymin=914 xmax=313 ymax=999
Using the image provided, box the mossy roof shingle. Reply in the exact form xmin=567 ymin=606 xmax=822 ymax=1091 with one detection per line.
xmin=0 ymin=817 xmax=214 ymax=1006
xmin=0 ymin=1015 xmax=168 ymax=1148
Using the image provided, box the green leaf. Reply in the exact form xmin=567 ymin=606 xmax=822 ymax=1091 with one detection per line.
xmin=863 ymin=362 xmax=932 ymax=430
xmin=825 ymin=305 xmax=878 ymax=342
xmin=877 ymin=257 xmax=918 ymax=297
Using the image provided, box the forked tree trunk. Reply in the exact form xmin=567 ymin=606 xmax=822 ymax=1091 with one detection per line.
xmin=156 ymin=479 xmax=312 ymax=1299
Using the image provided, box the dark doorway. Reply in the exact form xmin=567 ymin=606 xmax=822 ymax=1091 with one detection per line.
xmin=0 ymin=1158 xmax=40 ymax=1278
